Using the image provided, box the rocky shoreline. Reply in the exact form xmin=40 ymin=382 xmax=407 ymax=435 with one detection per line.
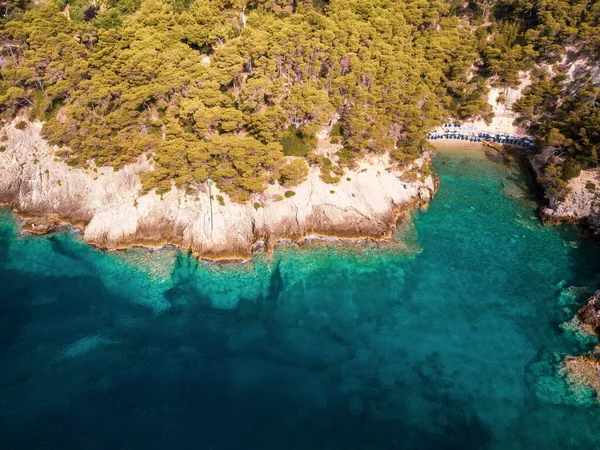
xmin=0 ymin=119 xmax=436 ymax=261
xmin=529 ymin=151 xmax=600 ymax=235
xmin=5 ymin=115 xmax=600 ymax=397
xmin=519 ymin=147 xmax=600 ymax=400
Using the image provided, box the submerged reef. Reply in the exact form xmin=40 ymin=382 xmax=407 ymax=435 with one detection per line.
xmin=563 ymin=347 xmax=600 ymax=401
xmin=563 ymin=291 xmax=600 ymax=399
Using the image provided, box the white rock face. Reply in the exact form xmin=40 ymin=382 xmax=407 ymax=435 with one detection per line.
xmin=0 ymin=120 xmax=435 ymax=259
xmin=461 ymin=71 xmax=531 ymax=135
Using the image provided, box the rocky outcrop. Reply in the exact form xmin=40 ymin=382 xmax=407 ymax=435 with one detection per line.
xmin=529 ymin=151 xmax=600 ymax=234
xmin=562 ymin=347 xmax=600 ymax=400
xmin=577 ymin=291 xmax=600 ymax=337
xmin=562 ymin=291 xmax=600 ymax=399
xmin=525 ymin=53 xmax=600 ymax=233
xmin=0 ymin=120 xmax=435 ymax=259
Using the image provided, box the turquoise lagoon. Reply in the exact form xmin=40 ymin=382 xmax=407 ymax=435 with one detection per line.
xmin=1 ymin=145 xmax=600 ymax=449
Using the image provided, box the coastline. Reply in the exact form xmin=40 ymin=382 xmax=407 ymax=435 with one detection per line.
xmin=0 ymin=71 xmax=534 ymax=262
xmin=429 ymin=140 xmax=490 ymax=154
xmin=0 ymin=120 xmax=436 ymax=261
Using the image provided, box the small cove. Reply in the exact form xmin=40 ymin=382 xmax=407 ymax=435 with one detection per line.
xmin=1 ymin=143 xmax=600 ymax=449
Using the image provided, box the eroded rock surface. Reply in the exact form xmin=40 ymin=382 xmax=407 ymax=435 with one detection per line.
xmin=563 ymin=291 xmax=600 ymax=399
xmin=0 ymin=120 xmax=435 ymax=259
xmin=563 ymin=347 xmax=600 ymax=400
xmin=530 ymin=152 xmax=600 ymax=234
xmin=578 ymin=291 xmax=600 ymax=337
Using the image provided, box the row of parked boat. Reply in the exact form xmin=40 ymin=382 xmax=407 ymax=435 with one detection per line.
xmin=427 ymin=129 xmax=535 ymax=148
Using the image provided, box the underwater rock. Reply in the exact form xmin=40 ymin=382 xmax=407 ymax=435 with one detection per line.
xmin=562 ymin=291 xmax=600 ymax=401
xmin=21 ymin=216 xmax=60 ymax=234
xmin=562 ymin=346 xmax=600 ymax=400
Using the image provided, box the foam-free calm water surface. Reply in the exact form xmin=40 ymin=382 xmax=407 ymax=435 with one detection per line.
xmin=1 ymin=146 xmax=600 ymax=449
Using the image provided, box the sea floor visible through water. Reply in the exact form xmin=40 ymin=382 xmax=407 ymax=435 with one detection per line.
xmin=1 ymin=143 xmax=600 ymax=449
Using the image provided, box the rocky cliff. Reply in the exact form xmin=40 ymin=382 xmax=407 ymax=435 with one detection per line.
xmin=530 ymin=153 xmax=600 ymax=235
xmin=0 ymin=119 xmax=435 ymax=259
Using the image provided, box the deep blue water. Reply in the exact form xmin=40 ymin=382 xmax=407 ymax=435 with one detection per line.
xmin=1 ymin=146 xmax=600 ymax=449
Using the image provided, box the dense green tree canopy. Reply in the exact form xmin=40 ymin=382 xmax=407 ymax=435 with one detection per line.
xmin=1 ymin=0 xmax=599 ymax=199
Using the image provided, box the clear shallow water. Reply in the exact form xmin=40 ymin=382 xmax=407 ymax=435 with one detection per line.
xmin=1 ymin=146 xmax=600 ymax=449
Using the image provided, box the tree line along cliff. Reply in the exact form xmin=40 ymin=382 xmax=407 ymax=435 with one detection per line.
xmin=0 ymin=0 xmax=599 ymax=201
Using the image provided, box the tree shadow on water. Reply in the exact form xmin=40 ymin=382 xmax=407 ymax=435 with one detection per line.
xmin=0 ymin=225 xmax=31 ymax=356
xmin=0 ymin=250 xmax=495 ymax=450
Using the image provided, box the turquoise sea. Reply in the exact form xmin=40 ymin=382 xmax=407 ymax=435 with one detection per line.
xmin=1 ymin=145 xmax=600 ymax=449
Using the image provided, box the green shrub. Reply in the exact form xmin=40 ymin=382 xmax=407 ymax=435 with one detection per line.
xmin=217 ymin=195 xmax=225 ymax=206
xmin=15 ymin=121 xmax=27 ymax=130
xmin=284 ymin=190 xmax=296 ymax=198
xmin=320 ymin=171 xmax=340 ymax=184
xmin=561 ymin=159 xmax=581 ymax=181
xmin=330 ymin=190 xmax=335 ymax=194
xmin=585 ymin=181 xmax=596 ymax=192
xmin=337 ymin=147 xmax=358 ymax=165
xmin=279 ymin=159 xmax=309 ymax=187
xmin=281 ymin=127 xmax=316 ymax=157
xmin=29 ymin=89 xmax=46 ymax=120
xmin=0 ymin=146 xmax=6 ymax=152
xmin=315 ymin=155 xmax=342 ymax=184
xmin=329 ymin=123 xmax=343 ymax=137
xmin=253 ymin=202 xmax=262 ymax=210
